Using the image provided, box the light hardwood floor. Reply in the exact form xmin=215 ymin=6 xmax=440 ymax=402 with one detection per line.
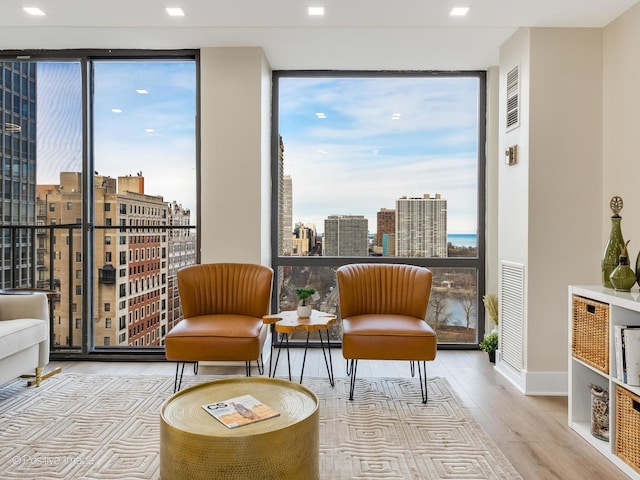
xmin=50 ymin=349 xmax=629 ymax=480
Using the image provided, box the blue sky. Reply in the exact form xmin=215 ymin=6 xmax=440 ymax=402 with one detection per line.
xmin=35 ymin=65 xmax=478 ymax=234
xmin=278 ymin=76 xmax=480 ymax=235
xmin=37 ymin=61 xmax=197 ymax=216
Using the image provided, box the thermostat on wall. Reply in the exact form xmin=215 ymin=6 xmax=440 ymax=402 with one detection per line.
xmin=505 ymin=145 xmax=518 ymax=166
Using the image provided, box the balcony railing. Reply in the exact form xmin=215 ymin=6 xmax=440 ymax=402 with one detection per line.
xmin=0 ymin=223 xmax=197 ymax=356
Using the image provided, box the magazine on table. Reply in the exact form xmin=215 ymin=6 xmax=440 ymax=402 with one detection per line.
xmin=202 ymin=394 xmax=280 ymax=428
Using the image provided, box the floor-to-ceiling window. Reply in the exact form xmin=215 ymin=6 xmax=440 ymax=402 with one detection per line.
xmin=272 ymin=71 xmax=486 ymax=346
xmin=0 ymin=51 xmax=199 ymax=358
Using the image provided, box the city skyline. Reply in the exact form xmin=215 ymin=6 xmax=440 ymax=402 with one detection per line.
xmin=278 ymin=75 xmax=480 ymax=235
xmin=36 ymin=60 xmax=197 ymax=218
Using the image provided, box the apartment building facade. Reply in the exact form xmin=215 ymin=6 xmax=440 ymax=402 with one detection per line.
xmin=323 ymin=214 xmax=368 ymax=256
xmin=37 ymin=172 xmax=194 ymax=349
xmin=396 ymin=194 xmax=447 ymax=258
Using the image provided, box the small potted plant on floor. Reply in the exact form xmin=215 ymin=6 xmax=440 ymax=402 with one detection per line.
xmin=479 ymin=332 xmax=499 ymax=363
xmin=295 ymin=288 xmax=316 ymax=318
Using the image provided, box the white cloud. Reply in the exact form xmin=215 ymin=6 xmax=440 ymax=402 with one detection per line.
xmin=279 ymin=75 xmax=480 ymax=234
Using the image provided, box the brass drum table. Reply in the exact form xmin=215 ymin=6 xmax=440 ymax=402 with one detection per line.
xmin=160 ymin=376 xmax=319 ymax=480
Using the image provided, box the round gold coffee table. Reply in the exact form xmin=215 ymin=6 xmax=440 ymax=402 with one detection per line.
xmin=160 ymin=377 xmax=319 ymax=480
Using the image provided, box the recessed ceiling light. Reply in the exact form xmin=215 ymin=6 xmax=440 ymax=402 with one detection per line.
xmin=308 ymin=6 xmax=325 ymax=16
xmin=145 ymin=128 xmax=155 ymax=133
xmin=136 ymin=89 xmax=149 ymax=94
xmin=450 ymin=7 xmax=470 ymax=16
xmin=392 ymin=113 xmax=402 ymax=120
xmin=23 ymin=7 xmax=46 ymax=16
xmin=111 ymin=108 xmax=123 ymax=113
xmin=315 ymin=112 xmax=326 ymax=119
xmin=165 ymin=7 xmax=185 ymax=17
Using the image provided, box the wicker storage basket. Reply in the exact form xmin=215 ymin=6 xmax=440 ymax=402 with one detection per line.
xmin=571 ymin=296 xmax=609 ymax=374
xmin=615 ymin=385 xmax=640 ymax=473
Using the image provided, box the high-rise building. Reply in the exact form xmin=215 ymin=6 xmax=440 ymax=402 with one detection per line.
xmin=375 ymin=208 xmax=396 ymax=255
xmin=382 ymin=233 xmax=396 ymax=256
xmin=292 ymin=222 xmax=317 ymax=256
xmin=396 ymin=193 xmax=447 ymax=257
xmin=323 ymin=214 xmax=368 ymax=256
xmin=39 ymin=172 xmax=174 ymax=348
xmin=166 ymin=200 xmax=196 ymax=337
xmin=0 ymin=62 xmax=37 ymax=288
xmin=278 ymin=137 xmax=293 ymax=256
xmin=282 ymin=175 xmax=293 ymax=255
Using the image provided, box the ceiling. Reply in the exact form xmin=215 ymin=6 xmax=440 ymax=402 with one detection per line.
xmin=0 ymin=0 xmax=638 ymax=70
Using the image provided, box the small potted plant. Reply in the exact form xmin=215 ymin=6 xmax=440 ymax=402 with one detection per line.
xmin=479 ymin=332 xmax=499 ymax=363
xmin=295 ymin=288 xmax=316 ymax=318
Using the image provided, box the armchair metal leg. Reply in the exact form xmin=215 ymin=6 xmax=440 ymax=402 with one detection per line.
xmin=174 ymin=362 xmax=186 ymax=393
xmin=256 ymin=354 xmax=265 ymax=375
xmin=348 ymin=359 xmax=358 ymax=401
xmin=417 ymin=361 xmax=428 ymax=404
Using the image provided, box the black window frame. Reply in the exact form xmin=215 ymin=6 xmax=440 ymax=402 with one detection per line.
xmin=270 ymin=70 xmax=487 ymax=348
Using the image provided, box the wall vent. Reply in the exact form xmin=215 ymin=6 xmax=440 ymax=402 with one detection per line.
xmin=506 ymin=65 xmax=520 ymax=131
xmin=500 ymin=261 xmax=524 ymax=372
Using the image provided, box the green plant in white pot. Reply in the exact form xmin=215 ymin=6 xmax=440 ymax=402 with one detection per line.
xmin=295 ymin=288 xmax=316 ymax=318
xmin=479 ymin=332 xmax=499 ymax=363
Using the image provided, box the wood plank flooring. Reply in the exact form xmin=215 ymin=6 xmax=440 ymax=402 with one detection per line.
xmin=49 ymin=349 xmax=630 ymax=480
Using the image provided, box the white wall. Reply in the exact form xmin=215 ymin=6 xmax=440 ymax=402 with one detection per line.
xmin=603 ymin=2 xmax=640 ymax=258
xmin=199 ymin=47 xmax=272 ymax=265
xmin=498 ymin=29 xmax=531 ymax=268
xmin=527 ymin=28 xmax=602 ymax=373
xmin=497 ymin=28 xmax=603 ymax=394
xmin=484 ymin=66 xmax=500 ymax=332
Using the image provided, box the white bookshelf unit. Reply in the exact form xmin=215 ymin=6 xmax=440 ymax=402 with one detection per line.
xmin=569 ymin=285 xmax=640 ymax=479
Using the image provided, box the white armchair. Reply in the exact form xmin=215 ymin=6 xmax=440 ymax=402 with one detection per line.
xmin=0 ymin=293 xmax=52 ymax=387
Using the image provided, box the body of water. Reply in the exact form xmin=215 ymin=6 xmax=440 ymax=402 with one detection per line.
xmin=447 ymin=233 xmax=477 ymax=248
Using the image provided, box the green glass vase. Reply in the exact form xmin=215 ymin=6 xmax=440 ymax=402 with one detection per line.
xmin=610 ymin=255 xmax=636 ymax=292
xmin=602 ymin=215 xmax=624 ymax=289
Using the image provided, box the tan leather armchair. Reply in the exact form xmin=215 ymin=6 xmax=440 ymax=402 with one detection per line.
xmin=165 ymin=263 xmax=273 ymax=391
xmin=337 ymin=263 xmax=437 ymax=403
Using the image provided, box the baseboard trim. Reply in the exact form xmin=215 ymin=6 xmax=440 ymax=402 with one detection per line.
xmin=495 ymin=354 xmax=567 ymax=396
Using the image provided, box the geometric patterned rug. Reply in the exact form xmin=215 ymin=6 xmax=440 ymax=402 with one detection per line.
xmin=0 ymin=373 xmax=522 ymax=479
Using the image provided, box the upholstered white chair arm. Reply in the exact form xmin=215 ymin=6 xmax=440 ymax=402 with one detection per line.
xmin=0 ymin=293 xmax=49 ymax=322
xmin=0 ymin=293 xmax=50 ymax=366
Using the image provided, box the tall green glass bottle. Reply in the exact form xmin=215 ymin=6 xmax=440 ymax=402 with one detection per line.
xmin=602 ymin=196 xmax=625 ymax=289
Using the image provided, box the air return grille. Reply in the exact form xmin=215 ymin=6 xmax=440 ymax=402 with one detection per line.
xmin=506 ymin=65 xmax=519 ymax=131
xmin=500 ymin=261 xmax=524 ymax=371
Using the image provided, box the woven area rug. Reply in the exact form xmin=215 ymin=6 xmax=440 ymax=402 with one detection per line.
xmin=0 ymin=373 xmax=521 ymax=479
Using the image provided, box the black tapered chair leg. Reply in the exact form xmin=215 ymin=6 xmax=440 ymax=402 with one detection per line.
xmin=417 ymin=361 xmax=428 ymax=404
xmin=256 ymin=354 xmax=265 ymax=375
xmin=348 ymin=359 xmax=358 ymax=401
xmin=174 ymin=362 xmax=186 ymax=393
